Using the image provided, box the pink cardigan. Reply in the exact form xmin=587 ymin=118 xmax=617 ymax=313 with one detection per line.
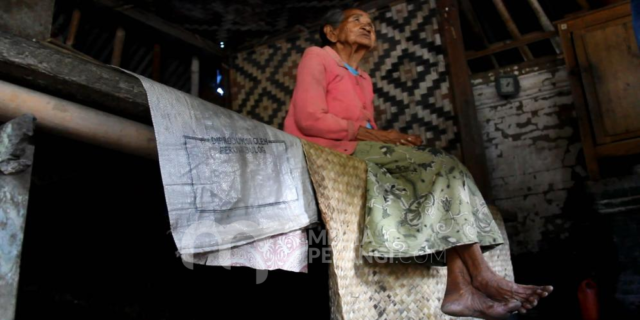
xmin=283 ymin=46 xmax=377 ymax=154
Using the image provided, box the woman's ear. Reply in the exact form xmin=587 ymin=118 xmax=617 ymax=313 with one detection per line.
xmin=323 ymin=25 xmax=338 ymax=43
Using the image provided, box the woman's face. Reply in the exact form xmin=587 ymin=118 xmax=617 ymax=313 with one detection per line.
xmin=331 ymin=9 xmax=376 ymax=49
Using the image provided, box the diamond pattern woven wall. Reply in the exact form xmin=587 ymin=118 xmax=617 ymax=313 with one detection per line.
xmin=230 ymin=0 xmax=460 ymax=154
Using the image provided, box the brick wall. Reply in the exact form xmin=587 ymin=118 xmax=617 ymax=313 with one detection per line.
xmin=473 ymin=62 xmax=583 ymax=254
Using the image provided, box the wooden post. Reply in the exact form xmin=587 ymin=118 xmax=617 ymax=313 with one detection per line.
xmin=437 ymin=0 xmax=493 ymax=200
xmin=111 ymin=27 xmax=126 ymax=67
xmin=526 ymin=0 xmax=562 ymax=53
xmin=0 ymin=115 xmax=35 ymax=320
xmin=491 ymin=0 xmax=535 ymax=60
xmin=66 ymin=9 xmax=82 ymax=47
xmin=153 ymin=44 xmax=162 ymax=82
xmin=191 ymin=56 xmax=200 ymax=96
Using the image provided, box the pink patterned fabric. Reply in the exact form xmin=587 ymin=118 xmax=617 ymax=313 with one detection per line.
xmin=182 ymin=229 xmax=309 ymax=273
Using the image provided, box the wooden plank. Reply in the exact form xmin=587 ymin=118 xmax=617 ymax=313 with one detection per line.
xmin=558 ymin=16 xmax=601 ymax=179
xmin=93 ymin=0 xmax=223 ymax=57
xmin=470 ymin=55 xmax=564 ymax=82
xmin=0 ymin=115 xmax=35 ymax=320
xmin=575 ymin=16 xmax=640 ymax=144
xmin=0 ymin=31 xmax=151 ymax=123
xmin=0 ymin=0 xmax=54 ymax=40
xmin=596 ymin=138 xmax=640 ymax=158
xmin=492 ymin=0 xmax=535 ymax=60
xmin=466 ymin=31 xmax=556 ymax=60
xmin=437 ymin=0 xmax=493 ymax=200
xmin=556 ymin=1 xmax=630 ymax=31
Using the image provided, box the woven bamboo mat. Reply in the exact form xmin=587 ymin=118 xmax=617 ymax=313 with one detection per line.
xmin=302 ymin=141 xmax=515 ymax=320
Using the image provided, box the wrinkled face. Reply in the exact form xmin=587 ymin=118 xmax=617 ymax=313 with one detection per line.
xmin=328 ymin=9 xmax=376 ymax=49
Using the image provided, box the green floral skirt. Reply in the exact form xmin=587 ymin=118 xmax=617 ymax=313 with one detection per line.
xmin=353 ymin=142 xmax=503 ymax=266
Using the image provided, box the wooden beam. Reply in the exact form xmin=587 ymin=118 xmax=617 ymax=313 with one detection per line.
xmin=0 ymin=0 xmax=54 ymax=41
xmin=93 ymin=0 xmax=224 ymax=57
xmin=492 ymin=0 xmax=535 ymax=60
xmin=66 ymin=9 xmax=82 ymax=47
xmin=111 ymin=27 xmax=126 ymax=67
xmin=459 ymin=0 xmax=500 ymax=68
xmin=0 ymin=31 xmax=150 ymax=123
xmin=466 ymin=31 xmax=556 ymax=60
xmin=437 ymin=0 xmax=493 ymax=200
xmin=526 ymin=0 xmax=562 ymax=53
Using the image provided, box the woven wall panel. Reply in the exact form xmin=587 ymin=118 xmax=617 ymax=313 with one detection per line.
xmin=231 ymin=0 xmax=460 ymax=154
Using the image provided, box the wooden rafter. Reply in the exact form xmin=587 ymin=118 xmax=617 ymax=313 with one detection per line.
xmin=526 ymin=0 xmax=562 ymax=53
xmin=93 ymin=0 xmax=224 ymax=57
xmin=459 ymin=0 xmax=500 ymax=68
xmin=466 ymin=31 xmax=556 ymax=60
xmin=491 ymin=0 xmax=535 ymax=60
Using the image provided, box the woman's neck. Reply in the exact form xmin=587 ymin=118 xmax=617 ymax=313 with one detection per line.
xmin=331 ymin=43 xmax=368 ymax=69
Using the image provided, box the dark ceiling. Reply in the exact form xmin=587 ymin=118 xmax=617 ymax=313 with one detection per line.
xmin=109 ymin=0 xmax=358 ymax=50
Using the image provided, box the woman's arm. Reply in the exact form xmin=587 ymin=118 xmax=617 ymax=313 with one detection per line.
xmin=356 ymin=127 xmax=423 ymax=146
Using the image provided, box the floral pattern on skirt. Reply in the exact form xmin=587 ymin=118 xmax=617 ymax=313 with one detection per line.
xmin=353 ymin=142 xmax=503 ymax=265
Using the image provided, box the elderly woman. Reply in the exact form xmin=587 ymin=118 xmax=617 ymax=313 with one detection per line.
xmin=284 ymin=8 xmax=552 ymax=319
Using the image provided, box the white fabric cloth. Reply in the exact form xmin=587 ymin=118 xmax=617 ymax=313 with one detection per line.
xmin=134 ymin=74 xmax=317 ymax=259
xmin=182 ymin=229 xmax=309 ymax=273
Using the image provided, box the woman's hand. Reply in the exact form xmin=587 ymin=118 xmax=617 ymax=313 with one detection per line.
xmin=356 ymin=127 xmax=423 ymax=146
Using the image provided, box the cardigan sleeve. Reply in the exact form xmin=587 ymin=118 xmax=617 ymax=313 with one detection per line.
xmin=290 ymin=48 xmax=358 ymax=141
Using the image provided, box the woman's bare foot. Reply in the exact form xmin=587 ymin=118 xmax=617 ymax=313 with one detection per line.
xmin=472 ymin=268 xmax=552 ymax=313
xmin=442 ymin=275 xmax=522 ymax=319
xmin=455 ymin=244 xmax=553 ymax=313
xmin=442 ymin=249 xmax=521 ymax=319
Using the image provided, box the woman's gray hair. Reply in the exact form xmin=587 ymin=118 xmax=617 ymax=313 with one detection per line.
xmin=319 ymin=9 xmax=345 ymax=46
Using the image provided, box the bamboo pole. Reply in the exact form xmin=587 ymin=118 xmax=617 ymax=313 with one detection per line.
xmin=576 ymin=0 xmax=591 ymax=10
xmin=66 ymin=9 xmax=82 ymax=47
xmin=526 ymin=0 xmax=562 ymax=53
xmin=111 ymin=27 xmax=126 ymax=66
xmin=152 ymin=44 xmax=161 ymax=82
xmin=0 ymin=80 xmax=157 ymax=159
xmin=491 ymin=0 xmax=535 ymax=60
xmin=191 ymin=56 xmax=200 ymax=96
